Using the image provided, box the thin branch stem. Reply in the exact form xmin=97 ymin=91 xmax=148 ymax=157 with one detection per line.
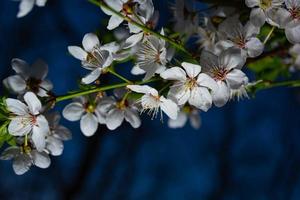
xmin=263 ymin=26 xmax=276 ymax=44
xmin=88 ymin=0 xmax=194 ymax=59
xmin=55 ymin=78 xmax=160 ymax=103
xmin=107 ymin=68 xmax=131 ymax=83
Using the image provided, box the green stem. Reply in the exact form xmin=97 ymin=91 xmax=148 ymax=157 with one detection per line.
xmin=263 ymin=26 xmax=275 ymax=45
xmin=248 ymin=79 xmax=300 ymax=92
xmin=56 ymin=78 xmax=160 ymax=103
xmin=107 ymin=68 xmax=131 ymax=83
xmin=88 ymin=0 xmax=193 ymax=58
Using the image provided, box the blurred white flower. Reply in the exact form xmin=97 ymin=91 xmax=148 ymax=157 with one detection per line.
xmin=136 ymin=34 xmax=168 ymax=80
xmin=229 ymin=77 xmax=250 ymax=101
xmin=200 ymin=48 xmax=248 ymax=107
xmin=3 ymin=58 xmax=53 ymax=97
xmin=160 ymin=62 xmax=217 ymax=112
xmin=288 ymin=43 xmax=300 ymax=70
xmin=168 ymin=107 xmax=201 ymax=129
xmin=245 ymin=0 xmax=284 ymax=27
xmin=62 ymin=96 xmax=106 ymax=137
xmin=217 ymin=16 xmax=264 ymax=58
xmin=6 ymin=92 xmax=49 ymax=151
xmin=98 ymin=89 xmax=141 ymax=130
xmin=17 ymin=0 xmax=47 ymax=18
xmin=68 ymin=33 xmax=110 ymax=84
xmin=127 ymin=85 xmax=179 ymax=120
xmin=0 ymin=144 xmax=50 ymax=175
xmin=45 ymin=113 xmax=72 ymax=156
xmin=197 ymin=19 xmax=218 ymax=53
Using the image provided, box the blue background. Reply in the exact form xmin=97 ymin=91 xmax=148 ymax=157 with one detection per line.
xmin=0 ymin=0 xmax=300 ymax=199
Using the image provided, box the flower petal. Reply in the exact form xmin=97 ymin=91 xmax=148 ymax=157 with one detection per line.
xmin=82 ymin=33 xmax=100 ymax=52
xmin=106 ymin=108 xmax=125 ymax=130
xmin=32 ymin=115 xmax=49 ymax=151
xmin=68 ymin=46 xmax=87 ymax=61
xmin=31 ymin=150 xmax=51 ymax=169
xmin=8 ymin=117 xmax=32 ymax=136
xmin=160 ymin=67 xmax=187 ymax=81
xmin=24 ymin=92 xmax=42 ymax=115
xmin=107 ymin=15 xmax=124 ymax=30
xmin=6 ymin=98 xmax=28 ymax=115
xmin=197 ymin=73 xmax=218 ymax=91
xmin=124 ymin=33 xmax=144 ymax=49
xmin=3 ymin=75 xmax=26 ymax=93
xmin=62 ymin=102 xmax=84 ymax=121
xmin=0 ymin=147 xmax=20 ymax=160
xmin=81 ymin=69 xmax=102 ymax=84
xmin=168 ymin=84 xmax=190 ymax=105
xmin=30 ymin=59 xmax=48 ymax=80
xmin=46 ymin=136 xmax=64 ymax=156
xmin=127 ymin=85 xmax=158 ymax=96
xmin=160 ymin=97 xmax=179 ymax=120
xmin=13 ymin=154 xmax=32 ymax=175
xmin=17 ymin=0 xmax=35 ymax=18
xmin=11 ymin=58 xmax=29 ymax=78
xmin=226 ymin=69 xmax=247 ymax=89
xmin=80 ymin=113 xmax=98 ymax=137
xmin=250 ymin=8 xmax=266 ymax=27
xmin=245 ymin=37 xmax=264 ymax=57
xmin=189 ymin=87 xmax=212 ymax=112
xmin=124 ymin=108 xmax=141 ymax=128
xmin=181 ymin=62 xmax=201 ymax=78
xmin=168 ymin=111 xmax=188 ymax=129
xmin=212 ymin=81 xmax=230 ymax=107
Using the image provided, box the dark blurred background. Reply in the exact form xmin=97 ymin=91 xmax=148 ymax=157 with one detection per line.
xmin=0 ymin=0 xmax=300 ymax=199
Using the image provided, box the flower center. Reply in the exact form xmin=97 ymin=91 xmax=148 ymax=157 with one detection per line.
xmin=116 ymin=100 xmax=128 ymax=110
xmin=85 ymin=46 xmax=106 ymax=68
xmin=30 ymin=114 xmax=38 ymax=125
xmin=85 ymin=103 xmax=95 ymax=113
xmin=122 ymin=1 xmax=135 ymax=15
xmin=26 ymin=77 xmax=42 ymax=93
xmin=289 ymin=7 xmax=300 ymax=20
xmin=260 ymin=0 xmax=272 ymax=10
xmin=185 ymin=78 xmax=197 ymax=89
xmin=212 ymin=67 xmax=229 ymax=81
xmin=234 ymin=37 xmax=246 ymax=49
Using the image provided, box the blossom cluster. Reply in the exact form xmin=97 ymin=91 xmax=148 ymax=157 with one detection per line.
xmin=1 ymin=0 xmax=299 ymax=175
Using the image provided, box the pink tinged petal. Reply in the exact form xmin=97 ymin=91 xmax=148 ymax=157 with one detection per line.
xmin=160 ymin=67 xmax=187 ymax=81
xmin=285 ymin=24 xmax=300 ymax=44
xmin=127 ymin=85 xmax=158 ymax=96
xmin=0 ymin=147 xmax=20 ymax=160
xmin=106 ymin=108 xmax=125 ymax=130
xmin=13 ymin=154 xmax=32 ymax=175
xmin=190 ymin=111 xmax=201 ymax=129
xmin=3 ymin=75 xmax=26 ymax=93
xmin=124 ymin=108 xmax=141 ymax=128
xmin=226 ymin=69 xmax=247 ymax=89
xmin=6 ymin=98 xmax=28 ymax=115
xmin=245 ymin=37 xmax=264 ymax=57
xmin=30 ymin=59 xmax=48 ymax=80
xmin=81 ymin=69 xmax=102 ymax=85
xmin=107 ymin=15 xmax=124 ymax=30
xmin=189 ymin=87 xmax=212 ymax=112
xmin=62 ymin=102 xmax=84 ymax=121
xmin=181 ymin=62 xmax=202 ymax=78
xmin=250 ymin=8 xmax=266 ymax=27
xmin=32 ymin=115 xmax=49 ymax=151
xmin=80 ymin=113 xmax=98 ymax=137
xmin=160 ymin=97 xmax=179 ymax=120
xmin=17 ymin=0 xmax=35 ymax=18
xmin=82 ymin=33 xmax=100 ymax=52
xmin=168 ymin=85 xmax=190 ymax=105
xmin=245 ymin=0 xmax=260 ymax=7
xmin=197 ymin=73 xmax=218 ymax=91
xmin=212 ymin=81 xmax=230 ymax=107
xmin=46 ymin=136 xmax=63 ymax=156
xmin=124 ymin=33 xmax=144 ymax=49
xmin=11 ymin=58 xmax=29 ymax=77
xmin=168 ymin=111 xmax=188 ymax=128
xmin=8 ymin=117 xmax=32 ymax=136
xmin=68 ymin=46 xmax=87 ymax=61
xmin=24 ymin=92 xmax=42 ymax=115
xmin=31 ymin=150 xmax=51 ymax=169
xmin=219 ymin=48 xmax=246 ymax=70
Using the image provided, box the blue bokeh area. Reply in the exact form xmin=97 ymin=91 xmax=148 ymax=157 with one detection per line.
xmin=0 ymin=0 xmax=300 ymax=199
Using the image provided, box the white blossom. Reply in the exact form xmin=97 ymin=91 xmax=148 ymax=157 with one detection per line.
xmin=17 ymin=0 xmax=47 ymax=18
xmin=68 ymin=33 xmax=110 ymax=84
xmin=6 ymin=92 xmax=49 ymax=151
xmin=3 ymin=58 xmax=53 ymax=97
xmin=45 ymin=113 xmax=72 ymax=156
xmin=200 ymin=48 xmax=248 ymax=107
xmin=0 ymin=144 xmax=50 ymax=175
xmin=62 ymin=96 xmax=106 ymax=137
xmin=127 ymin=85 xmax=179 ymax=120
xmin=245 ymin=0 xmax=284 ymax=27
xmin=98 ymin=89 xmax=141 ymax=130
xmin=160 ymin=62 xmax=217 ymax=112
xmin=217 ymin=16 xmax=264 ymax=58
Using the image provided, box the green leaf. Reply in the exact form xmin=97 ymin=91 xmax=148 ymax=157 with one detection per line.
xmin=248 ymin=56 xmax=290 ymax=81
xmin=0 ymin=120 xmax=16 ymax=148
